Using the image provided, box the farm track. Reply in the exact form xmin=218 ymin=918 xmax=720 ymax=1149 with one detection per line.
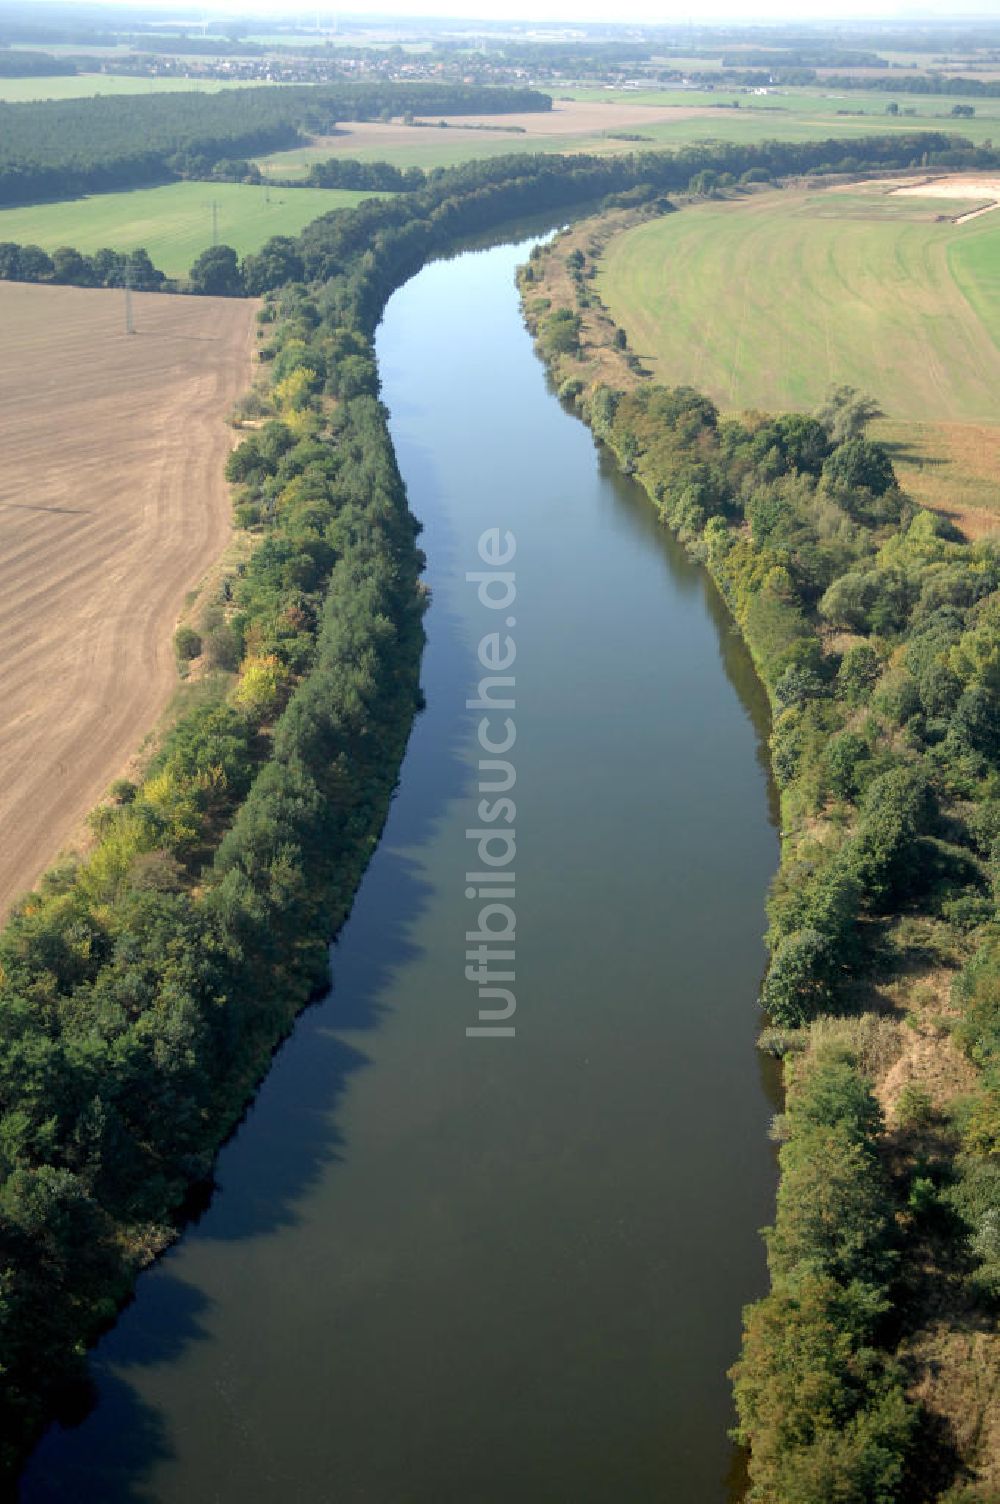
xmin=0 ymin=282 xmax=256 ymax=918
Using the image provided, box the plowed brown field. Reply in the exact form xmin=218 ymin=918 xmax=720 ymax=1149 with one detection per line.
xmin=0 ymin=282 xmax=256 ymax=917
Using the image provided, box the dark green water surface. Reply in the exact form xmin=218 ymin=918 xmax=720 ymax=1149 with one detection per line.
xmin=21 ymin=237 xmax=779 ymax=1504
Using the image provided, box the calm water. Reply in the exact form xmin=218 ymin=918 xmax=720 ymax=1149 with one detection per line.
xmin=22 ymin=238 xmax=779 ymax=1504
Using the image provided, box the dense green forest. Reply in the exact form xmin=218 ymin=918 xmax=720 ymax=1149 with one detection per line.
xmin=2 ymin=127 xmax=998 ymax=1486
xmin=301 ymin=158 xmax=427 ymax=193
xmin=0 ymin=49 xmax=74 ymax=77
xmin=524 ymin=241 xmax=1000 ymax=1497
xmin=0 ymin=82 xmax=550 ymax=205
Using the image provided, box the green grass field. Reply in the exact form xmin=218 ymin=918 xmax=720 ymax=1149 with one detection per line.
xmin=561 ymin=85 xmax=1000 ymax=148
xmin=0 ymin=73 xmax=277 ymax=102
xmin=596 ymin=185 xmax=1000 ymax=517
xmin=0 ymin=180 xmax=377 ymax=277
xmin=252 ymin=83 xmax=1000 ymax=179
xmin=596 ymin=187 xmax=1000 ymax=420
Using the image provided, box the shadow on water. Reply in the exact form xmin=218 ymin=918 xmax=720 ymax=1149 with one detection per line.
xmin=22 ymin=226 xmax=781 ymax=1504
xmin=24 ymin=1279 xmax=210 ymax=1504
xmin=589 ymin=416 xmax=781 ymax=829
xmin=187 ymin=424 xmax=479 ymax=1250
xmin=19 ymin=313 xmax=480 ymax=1504
xmin=590 ymin=419 xmax=785 ymax=1504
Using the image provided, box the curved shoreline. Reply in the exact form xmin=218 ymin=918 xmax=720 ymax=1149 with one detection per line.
xmin=523 ymin=208 xmax=1000 ymax=1496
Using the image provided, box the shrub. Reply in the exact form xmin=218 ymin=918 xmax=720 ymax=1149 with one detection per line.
xmin=541 ymin=307 xmax=582 ymax=356
xmin=837 ymin=644 xmax=884 ymax=705
xmin=825 ymin=731 xmax=871 ymax=799
xmin=850 ymin=766 xmax=934 ymax=903
xmin=774 ymin=665 xmax=826 ymax=712
xmin=823 ymin=438 xmax=896 ymax=498
xmin=763 ymin=929 xmax=836 ymax=1027
xmin=895 ymin=1083 xmax=933 ymax=1129
xmin=229 ymin=388 xmax=273 ymax=426
xmin=203 ymin=621 xmax=242 ymax=672
xmin=872 ymin=668 xmax=922 ymax=727
xmin=232 ymin=652 xmax=290 ymax=725
xmin=174 ymin=625 xmax=202 ymax=662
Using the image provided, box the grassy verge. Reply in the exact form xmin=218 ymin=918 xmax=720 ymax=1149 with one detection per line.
xmin=522 ymin=215 xmax=1000 ymax=1499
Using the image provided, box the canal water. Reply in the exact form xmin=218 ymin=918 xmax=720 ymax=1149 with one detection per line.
xmin=22 ymin=236 xmax=779 ymax=1504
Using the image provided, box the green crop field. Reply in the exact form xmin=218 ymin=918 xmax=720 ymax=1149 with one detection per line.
xmin=596 ymin=184 xmax=1000 ymax=517
xmin=0 ymin=180 xmax=378 ymax=277
xmin=0 ymin=73 xmax=277 ymax=102
xmin=561 ymin=85 xmax=1000 ymax=148
xmin=253 ymin=83 xmax=1000 ymax=180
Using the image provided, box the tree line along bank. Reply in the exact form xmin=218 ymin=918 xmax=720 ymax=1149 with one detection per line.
xmin=523 ymin=215 xmax=1000 ymax=1499
xmin=0 ymin=127 xmax=996 ymax=1490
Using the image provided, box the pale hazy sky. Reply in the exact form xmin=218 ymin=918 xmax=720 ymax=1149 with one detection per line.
xmin=84 ymin=0 xmax=1000 ymax=23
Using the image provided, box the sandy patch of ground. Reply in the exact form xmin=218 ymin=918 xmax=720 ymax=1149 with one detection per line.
xmin=889 ymin=174 xmax=1000 ymax=224
xmin=891 ymin=174 xmax=1000 ymax=200
xmin=0 ymin=282 xmax=256 ymax=918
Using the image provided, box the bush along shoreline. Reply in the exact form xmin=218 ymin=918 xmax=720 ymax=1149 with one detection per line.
xmin=3 ymin=131 xmax=999 ymax=1487
xmin=0 ymin=276 xmax=428 ymax=1476
xmin=521 ymin=220 xmax=1000 ymax=1498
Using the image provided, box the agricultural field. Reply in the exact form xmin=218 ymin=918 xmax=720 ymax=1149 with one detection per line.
xmin=253 ymin=85 xmax=1000 ymax=179
xmin=561 ymin=85 xmax=1000 ymax=149
xmin=596 ymin=177 xmax=1000 ymax=525
xmin=0 ymin=281 xmax=256 ymax=918
xmin=254 ymin=97 xmax=734 ymax=176
xmin=0 ymin=180 xmax=378 ymax=277
xmin=0 ymin=73 xmax=276 ymax=102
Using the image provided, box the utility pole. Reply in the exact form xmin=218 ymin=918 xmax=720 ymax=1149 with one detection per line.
xmin=211 ymin=199 xmax=219 ymax=247
xmin=124 ymin=260 xmax=135 ymax=335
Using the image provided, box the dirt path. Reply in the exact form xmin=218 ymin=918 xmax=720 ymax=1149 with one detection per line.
xmin=0 ymin=282 xmax=256 ymax=918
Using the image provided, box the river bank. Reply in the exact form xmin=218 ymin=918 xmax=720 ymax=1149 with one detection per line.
xmin=20 ymin=233 xmax=780 ymax=1504
xmin=522 ymin=211 xmax=1000 ymax=1497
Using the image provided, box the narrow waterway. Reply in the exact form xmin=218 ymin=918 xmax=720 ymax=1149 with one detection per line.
xmin=22 ymin=236 xmax=779 ymax=1504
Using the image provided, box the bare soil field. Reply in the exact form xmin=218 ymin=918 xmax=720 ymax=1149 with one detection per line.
xmin=307 ymin=97 xmax=723 ymax=152
xmin=410 ymin=100 xmax=723 ymax=132
xmin=0 ymin=283 xmax=256 ymax=917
